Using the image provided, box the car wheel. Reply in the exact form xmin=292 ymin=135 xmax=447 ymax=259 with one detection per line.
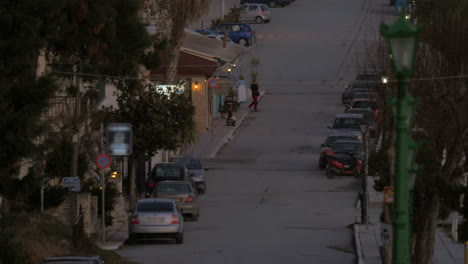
xmin=176 ymin=233 xmax=184 ymax=244
xmin=238 ymin=38 xmax=248 ymax=46
xmin=127 ymin=234 xmax=136 ymax=245
xmin=192 ymin=210 xmax=199 ymax=221
xmin=326 ymin=167 xmax=335 ymax=179
xmin=319 ymin=159 xmax=326 ymax=170
xmin=255 ymin=16 xmax=264 ymax=24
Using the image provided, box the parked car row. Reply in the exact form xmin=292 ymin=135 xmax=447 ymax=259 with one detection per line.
xmin=195 ymin=1 xmax=296 ymax=46
xmin=319 ymin=71 xmax=384 ymax=178
xmin=128 ymin=156 xmax=207 ymax=244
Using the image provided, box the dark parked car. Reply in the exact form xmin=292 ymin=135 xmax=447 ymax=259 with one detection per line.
xmin=240 ymin=0 xmax=293 ymax=7
xmin=329 ymin=113 xmax=365 ymax=141
xmin=169 ymin=156 xmax=207 ymax=194
xmin=342 ymin=81 xmax=377 ymax=104
xmin=146 ymin=162 xmax=191 ymax=197
xmin=319 ymin=133 xmax=356 ymax=169
xmin=214 ymin=23 xmax=256 ymax=46
xmin=325 ymin=139 xmax=363 ymax=178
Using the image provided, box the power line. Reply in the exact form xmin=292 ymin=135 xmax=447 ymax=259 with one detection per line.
xmin=49 ymin=70 xmax=468 ymax=86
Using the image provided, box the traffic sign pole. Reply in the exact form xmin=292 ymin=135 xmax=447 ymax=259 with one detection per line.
xmin=95 ymin=154 xmax=111 ymax=243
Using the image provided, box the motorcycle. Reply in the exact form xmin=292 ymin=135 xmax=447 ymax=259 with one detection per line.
xmin=326 ymin=153 xmax=362 ymax=179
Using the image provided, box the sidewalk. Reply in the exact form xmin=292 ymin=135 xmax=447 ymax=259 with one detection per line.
xmin=354 ymin=177 xmax=466 ymax=264
xmin=96 ymin=91 xmax=265 ymax=250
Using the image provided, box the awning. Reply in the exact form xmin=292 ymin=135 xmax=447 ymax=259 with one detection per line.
xmin=151 ymin=51 xmax=218 ymax=78
xmin=181 ymin=29 xmax=247 ymax=64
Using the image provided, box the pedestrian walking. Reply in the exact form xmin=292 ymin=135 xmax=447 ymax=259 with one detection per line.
xmin=248 ymin=79 xmax=260 ymax=111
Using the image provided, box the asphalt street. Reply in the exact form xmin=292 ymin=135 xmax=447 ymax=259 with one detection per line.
xmin=118 ymin=0 xmax=383 ymax=263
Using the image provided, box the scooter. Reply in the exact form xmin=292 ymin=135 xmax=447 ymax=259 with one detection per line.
xmin=326 ymin=154 xmax=362 ymax=179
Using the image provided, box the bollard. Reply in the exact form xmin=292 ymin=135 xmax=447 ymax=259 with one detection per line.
xmin=465 ymin=241 xmax=468 ymax=264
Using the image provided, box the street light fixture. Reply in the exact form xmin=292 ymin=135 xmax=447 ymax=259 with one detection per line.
xmin=380 ymin=8 xmax=423 ymax=264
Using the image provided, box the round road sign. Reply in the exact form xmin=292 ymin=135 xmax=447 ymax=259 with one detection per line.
xmin=208 ymin=78 xmax=219 ymax=89
xmin=96 ymin=154 xmax=112 ymax=169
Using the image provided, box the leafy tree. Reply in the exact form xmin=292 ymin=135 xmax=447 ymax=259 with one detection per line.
xmin=0 ymin=0 xmax=61 ymax=200
xmin=103 ymin=81 xmax=196 ymax=208
xmin=161 ymin=0 xmax=209 ymax=83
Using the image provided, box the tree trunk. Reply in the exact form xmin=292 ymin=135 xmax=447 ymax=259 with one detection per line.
xmin=163 ymin=19 xmax=185 ymax=84
xmin=413 ymin=188 xmax=439 ymax=264
xmin=129 ymin=156 xmax=137 ymax=210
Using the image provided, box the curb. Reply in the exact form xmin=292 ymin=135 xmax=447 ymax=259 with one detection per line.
xmin=204 ymin=90 xmax=266 ymax=158
xmin=354 ymin=224 xmax=365 ymax=264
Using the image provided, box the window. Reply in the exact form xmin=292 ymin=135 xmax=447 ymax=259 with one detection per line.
xmin=333 ymin=143 xmax=360 ymax=153
xmin=324 ymin=136 xmax=355 ymax=147
xmin=333 ymin=118 xmax=361 ymax=129
xmin=171 ymin=157 xmax=202 ymax=170
xmin=157 ymin=184 xmax=192 ymax=194
xmin=231 ymin=25 xmax=241 ymax=31
xmin=240 ymin=5 xmax=248 ymax=11
xmin=249 ymin=5 xmax=257 ymax=11
xmin=152 ymin=164 xmax=184 ymax=178
xmin=137 ymin=202 xmax=174 ymax=212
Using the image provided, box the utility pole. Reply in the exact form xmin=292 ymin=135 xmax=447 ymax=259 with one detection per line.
xmin=221 ymin=0 xmax=225 ymax=20
xmin=360 ymin=124 xmax=369 ymax=227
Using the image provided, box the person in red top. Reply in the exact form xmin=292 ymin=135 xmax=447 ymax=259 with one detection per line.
xmin=248 ymin=79 xmax=260 ymax=111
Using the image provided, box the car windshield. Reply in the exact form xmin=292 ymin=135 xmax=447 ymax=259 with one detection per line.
xmin=137 ymin=202 xmax=174 ymax=212
xmin=333 ymin=118 xmax=361 ymax=129
xmin=353 ymin=101 xmax=377 ymax=110
xmin=324 ymin=136 xmax=355 ymax=147
xmin=348 ymin=111 xmax=375 ymax=122
xmin=153 ymin=165 xmax=184 ymax=178
xmin=356 ymin=74 xmax=380 ymax=81
xmin=157 ymin=184 xmax=191 ymax=194
xmin=333 ymin=142 xmax=360 ymax=153
xmin=170 ymin=157 xmax=202 ymax=170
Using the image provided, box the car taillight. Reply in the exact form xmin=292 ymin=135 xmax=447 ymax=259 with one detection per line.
xmin=247 ymin=30 xmax=252 ymax=35
xmin=262 ymin=10 xmax=265 ymax=15
xmin=330 ymin=160 xmax=344 ymax=169
xmin=185 ymin=195 xmax=195 ymax=203
xmin=148 ymin=182 xmax=155 ymax=188
xmin=324 ymin=150 xmax=334 ymax=156
xmin=132 ymin=215 xmax=140 ymax=224
xmin=171 ymin=214 xmax=179 ymax=224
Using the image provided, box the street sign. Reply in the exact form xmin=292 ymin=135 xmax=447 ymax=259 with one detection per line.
xmin=384 ymin=186 xmax=394 ymax=203
xmin=107 ymin=123 xmax=133 ymax=156
xmin=380 ymin=223 xmax=391 ymax=245
xmin=208 ymin=78 xmax=219 ymax=89
xmin=62 ymin=177 xmax=80 ymax=192
xmin=96 ymin=154 xmax=112 ymax=169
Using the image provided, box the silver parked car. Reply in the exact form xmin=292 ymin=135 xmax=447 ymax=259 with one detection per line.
xmin=329 ymin=113 xmax=365 ymax=141
xmin=128 ymin=198 xmax=184 ymax=244
xmin=152 ymin=181 xmax=200 ymax=221
xmin=170 ymin=155 xmax=207 ymax=194
xmin=240 ymin=4 xmax=272 ymax=24
xmin=40 ymin=255 xmax=104 ymax=264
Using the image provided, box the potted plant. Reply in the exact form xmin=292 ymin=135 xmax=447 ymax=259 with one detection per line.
xmin=219 ymin=104 xmax=229 ymax=119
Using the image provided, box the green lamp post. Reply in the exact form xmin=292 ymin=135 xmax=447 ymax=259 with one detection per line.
xmin=380 ymin=9 xmax=423 ymax=264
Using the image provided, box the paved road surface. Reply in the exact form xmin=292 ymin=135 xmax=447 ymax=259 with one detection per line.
xmin=118 ymin=0 xmax=381 ymax=263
